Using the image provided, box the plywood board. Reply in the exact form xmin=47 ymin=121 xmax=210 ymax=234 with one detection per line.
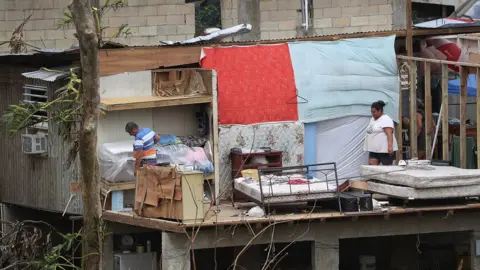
xmin=99 ymin=46 xmax=202 ymax=76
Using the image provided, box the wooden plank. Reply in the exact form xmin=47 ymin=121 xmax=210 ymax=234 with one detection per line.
xmin=477 ymin=68 xmax=480 ymax=169
xmin=101 ymin=181 xmax=136 ymax=191
xmin=100 ymin=95 xmax=212 ymax=111
xmin=424 ymin=62 xmax=432 ymax=159
xmin=460 ymin=67 xmax=468 ymax=169
xmin=346 ymin=180 xmax=369 ymax=191
xmin=442 ymin=64 xmax=449 ymax=161
xmin=102 ymin=211 xmax=184 ymax=233
xmin=99 ymin=46 xmax=202 ymax=76
xmin=211 ymin=70 xmax=221 ymax=205
xmin=409 ymin=62 xmax=418 ymax=158
xmin=397 ymin=64 xmax=403 ymax=161
xmin=397 ymin=55 xmax=480 ymax=68
xmin=406 ymin=0 xmax=417 ymax=159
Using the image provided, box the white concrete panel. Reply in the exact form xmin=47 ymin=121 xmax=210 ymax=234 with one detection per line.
xmin=152 ymin=106 xmax=200 ymax=136
xmin=100 ymin=71 xmax=152 ymax=99
xmin=98 ymin=109 xmax=154 ymax=145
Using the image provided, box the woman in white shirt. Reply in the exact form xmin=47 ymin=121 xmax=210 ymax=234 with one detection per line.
xmin=364 ymin=100 xmax=398 ymax=165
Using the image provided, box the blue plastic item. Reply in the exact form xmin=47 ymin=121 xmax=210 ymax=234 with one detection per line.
xmin=158 ymin=134 xmax=182 ymax=146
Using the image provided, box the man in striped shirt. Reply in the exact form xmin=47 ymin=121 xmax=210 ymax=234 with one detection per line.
xmin=125 ymin=122 xmax=160 ymax=176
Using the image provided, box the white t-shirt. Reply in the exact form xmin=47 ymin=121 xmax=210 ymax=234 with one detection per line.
xmin=364 ymin=114 xmax=399 ymax=153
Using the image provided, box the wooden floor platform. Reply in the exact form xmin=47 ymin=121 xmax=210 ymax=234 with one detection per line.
xmin=102 ymin=200 xmax=480 ymax=233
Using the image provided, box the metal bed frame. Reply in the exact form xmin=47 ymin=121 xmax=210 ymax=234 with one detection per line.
xmin=234 ymin=163 xmax=343 ymax=214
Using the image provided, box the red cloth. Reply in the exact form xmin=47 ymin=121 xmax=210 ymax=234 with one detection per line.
xmin=288 ymin=179 xmax=311 ymax=185
xmin=201 ymin=45 xmax=299 ymax=125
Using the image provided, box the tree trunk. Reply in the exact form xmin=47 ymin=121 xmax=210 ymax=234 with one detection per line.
xmin=69 ymin=1 xmax=102 ymax=270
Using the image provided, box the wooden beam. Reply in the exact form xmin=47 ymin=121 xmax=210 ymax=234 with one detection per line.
xmin=425 ymin=62 xmax=432 ymax=159
xmin=409 ymin=62 xmax=418 ymax=158
xmin=477 ymin=68 xmax=480 ymax=168
xmin=99 ymin=46 xmax=202 ymax=76
xmin=460 ymin=67 xmax=468 ymax=168
xmin=442 ymin=64 xmax=449 ymax=161
xmin=100 ymin=95 xmax=212 ymax=111
xmin=397 ymin=67 xmax=403 ymax=161
xmin=102 ymin=211 xmax=184 ymax=233
xmin=101 ymin=181 xmax=136 ymax=191
xmin=397 ymin=55 xmax=480 ymax=68
xmin=406 ymin=0 xmax=417 ymax=159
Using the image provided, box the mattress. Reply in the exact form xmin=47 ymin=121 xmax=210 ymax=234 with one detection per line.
xmin=360 ymin=165 xmax=480 ymax=188
xmin=234 ymin=174 xmax=338 ymax=204
xmin=365 ymin=181 xmax=480 ymax=199
xmin=218 ymin=122 xmax=305 ymax=197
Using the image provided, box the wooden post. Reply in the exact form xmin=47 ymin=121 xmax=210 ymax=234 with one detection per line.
xmin=477 ymin=68 xmax=480 ymax=169
xmin=406 ymin=0 xmax=417 ymax=158
xmin=424 ymin=62 xmax=432 ymax=158
xmin=442 ymin=64 xmax=449 ymax=161
xmin=460 ymin=67 xmax=467 ymax=168
xmin=397 ymin=74 xmax=403 ymax=161
xmin=410 ymin=63 xmax=418 ymax=158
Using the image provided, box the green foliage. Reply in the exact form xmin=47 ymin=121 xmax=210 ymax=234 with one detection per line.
xmin=31 ymin=231 xmax=82 ymax=270
xmin=195 ymin=3 xmax=222 ymax=36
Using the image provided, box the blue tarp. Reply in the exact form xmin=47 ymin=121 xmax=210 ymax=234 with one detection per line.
xmin=288 ymin=35 xmax=400 ymax=124
xmin=448 ymin=74 xmax=477 ymax=97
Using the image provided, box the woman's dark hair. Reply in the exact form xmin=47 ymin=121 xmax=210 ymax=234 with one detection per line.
xmin=371 ymin=100 xmax=386 ymax=112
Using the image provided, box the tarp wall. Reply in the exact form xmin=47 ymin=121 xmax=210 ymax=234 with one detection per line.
xmin=288 ymin=35 xmax=399 ymax=123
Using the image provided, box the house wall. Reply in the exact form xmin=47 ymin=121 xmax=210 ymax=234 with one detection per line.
xmin=98 ymin=107 xmax=201 ymax=145
xmin=0 ymin=65 xmax=82 ymax=214
xmin=98 ymin=70 xmax=201 ymax=145
xmin=0 ymin=0 xmax=195 ymax=51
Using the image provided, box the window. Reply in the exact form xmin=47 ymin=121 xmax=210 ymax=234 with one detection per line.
xmin=23 ymin=84 xmax=48 ymax=130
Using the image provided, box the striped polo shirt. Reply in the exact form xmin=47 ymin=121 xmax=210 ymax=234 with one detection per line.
xmin=133 ymin=128 xmax=156 ymax=160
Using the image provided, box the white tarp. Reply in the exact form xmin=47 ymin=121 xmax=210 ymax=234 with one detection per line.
xmin=314 ymin=116 xmax=370 ymax=182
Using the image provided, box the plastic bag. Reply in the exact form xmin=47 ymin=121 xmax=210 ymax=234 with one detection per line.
xmin=156 ymin=144 xmax=214 ymax=174
xmin=98 ymin=141 xmax=136 ymax=182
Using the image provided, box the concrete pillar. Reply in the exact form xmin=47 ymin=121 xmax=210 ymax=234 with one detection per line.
xmin=162 ymin=232 xmax=191 ymax=270
xmin=237 ymin=0 xmax=260 ymax=41
xmin=102 ymin=233 xmax=114 ymax=270
xmin=311 ymin=239 xmax=339 ymax=270
xmin=470 ymin=231 xmax=480 ymax=270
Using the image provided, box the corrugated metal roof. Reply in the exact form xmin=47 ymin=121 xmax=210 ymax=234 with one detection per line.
xmin=119 ymin=25 xmax=480 ymax=48
xmin=22 ymin=66 xmax=73 ymax=82
xmin=0 ymin=47 xmax=78 ymax=57
xmin=147 ymin=29 xmax=402 ymax=47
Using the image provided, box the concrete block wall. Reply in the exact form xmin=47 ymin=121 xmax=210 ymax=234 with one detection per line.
xmin=221 ymin=0 xmax=394 ymax=40
xmin=313 ymin=0 xmax=393 ymax=36
xmin=102 ymin=0 xmax=195 ymax=46
xmin=0 ymin=0 xmax=196 ymax=51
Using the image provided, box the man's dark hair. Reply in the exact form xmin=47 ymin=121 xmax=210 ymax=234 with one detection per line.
xmin=125 ymin=122 xmax=139 ymax=133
